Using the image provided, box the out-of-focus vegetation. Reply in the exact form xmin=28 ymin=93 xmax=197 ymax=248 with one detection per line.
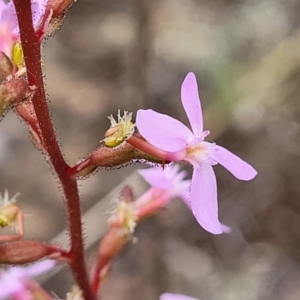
xmin=2 ymin=0 xmax=300 ymax=299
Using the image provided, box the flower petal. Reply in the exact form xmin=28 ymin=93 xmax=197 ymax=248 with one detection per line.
xmin=0 ymin=2 xmax=5 ymax=14
xmin=160 ymin=293 xmax=199 ymax=300
xmin=181 ymin=72 xmax=203 ymax=137
xmin=213 ymin=145 xmax=257 ymax=181
xmin=190 ymin=163 xmax=222 ymax=234
xmin=137 ymin=109 xmax=193 ymax=152
xmin=0 ymin=276 xmax=24 ymax=298
xmin=1 ymin=2 xmax=18 ymax=32
xmin=31 ymin=1 xmax=47 ymax=27
xmin=19 ymin=259 xmax=55 ymax=278
xmin=1 ymin=1 xmax=46 ymax=34
xmin=0 ymin=260 xmax=55 ymax=298
xmin=220 ymin=223 xmax=231 ymax=233
xmin=176 ymin=181 xmax=191 ymax=207
xmin=138 ymin=167 xmax=173 ymax=190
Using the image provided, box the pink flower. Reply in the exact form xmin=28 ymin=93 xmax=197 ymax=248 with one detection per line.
xmin=160 ymin=293 xmax=199 ymax=300
xmin=0 ymin=259 xmax=55 ymax=300
xmin=138 ymin=165 xmax=231 ymax=234
xmin=136 ymin=72 xmax=257 ymax=234
xmin=0 ymin=0 xmax=46 ymax=66
xmin=134 ymin=165 xmax=191 ymax=220
xmin=138 ymin=164 xmax=190 ymax=206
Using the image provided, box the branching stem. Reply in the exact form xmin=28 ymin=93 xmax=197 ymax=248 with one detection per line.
xmin=12 ymin=1 xmax=94 ymax=299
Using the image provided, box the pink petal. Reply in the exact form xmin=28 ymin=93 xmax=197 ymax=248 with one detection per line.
xmin=137 ymin=109 xmax=193 ymax=152
xmin=160 ymin=293 xmax=199 ymax=300
xmin=19 ymin=259 xmax=55 ymax=278
xmin=221 ymin=223 xmax=231 ymax=233
xmin=138 ymin=167 xmax=173 ymax=190
xmin=177 ymin=182 xmax=191 ymax=208
xmin=11 ymin=288 xmax=32 ymax=300
xmin=0 ymin=260 xmax=55 ymax=298
xmin=181 ymin=72 xmax=203 ymax=137
xmin=0 ymin=2 xmax=5 ymax=13
xmin=1 ymin=2 xmax=18 ymax=32
xmin=1 ymin=1 xmax=46 ymax=34
xmin=213 ymin=145 xmax=257 ymax=181
xmin=31 ymin=1 xmax=45 ymax=27
xmin=190 ymin=163 xmax=222 ymax=234
xmin=0 ymin=278 xmax=24 ymax=298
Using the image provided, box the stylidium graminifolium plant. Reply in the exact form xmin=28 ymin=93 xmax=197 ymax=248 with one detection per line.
xmin=0 ymin=0 xmax=257 ymax=299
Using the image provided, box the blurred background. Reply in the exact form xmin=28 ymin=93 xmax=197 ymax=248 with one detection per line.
xmin=2 ymin=0 xmax=300 ymax=299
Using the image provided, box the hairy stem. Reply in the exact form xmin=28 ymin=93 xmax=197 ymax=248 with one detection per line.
xmin=12 ymin=1 xmax=93 ymax=299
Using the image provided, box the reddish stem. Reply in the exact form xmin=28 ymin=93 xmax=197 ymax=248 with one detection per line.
xmin=68 ymin=142 xmax=165 ymax=179
xmin=92 ymin=228 xmax=130 ymax=294
xmin=12 ymin=1 xmax=94 ymax=299
xmin=91 ymin=256 xmax=111 ymax=294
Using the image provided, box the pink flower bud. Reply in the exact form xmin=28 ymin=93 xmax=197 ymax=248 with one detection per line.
xmin=0 ymin=240 xmax=55 ymax=264
xmin=69 ymin=142 xmax=164 ymax=179
xmin=108 ymin=186 xmax=137 ymax=232
xmin=46 ymin=0 xmax=74 ymax=17
xmin=0 ymin=78 xmax=29 ymax=115
xmin=99 ymin=228 xmax=131 ymax=263
xmin=0 ymin=51 xmax=13 ymax=80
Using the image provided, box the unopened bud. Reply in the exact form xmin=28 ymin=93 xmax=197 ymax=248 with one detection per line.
xmin=0 ymin=52 xmax=13 ymax=80
xmin=120 ymin=185 xmax=135 ymax=203
xmin=46 ymin=15 xmax=65 ymax=37
xmin=0 ymin=78 xmax=29 ymax=116
xmin=47 ymin=0 xmax=75 ymax=17
xmin=69 ymin=141 xmax=164 ymax=179
xmin=108 ymin=186 xmax=137 ymax=233
xmin=36 ymin=8 xmax=64 ymax=40
xmin=99 ymin=228 xmax=131 ymax=263
xmin=0 ymin=240 xmax=55 ymax=264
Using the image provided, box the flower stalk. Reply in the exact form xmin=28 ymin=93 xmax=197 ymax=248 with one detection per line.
xmin=68 ymin=142 xmax=165 ymax=179
xmin=12 ymin=1 xmax=94 ymax=298
xmin=0 ymin=240 xmax=68 ymax=264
